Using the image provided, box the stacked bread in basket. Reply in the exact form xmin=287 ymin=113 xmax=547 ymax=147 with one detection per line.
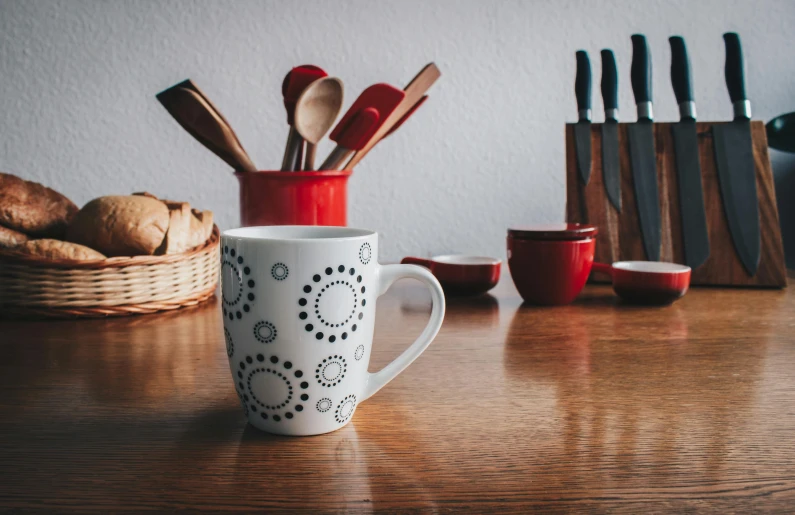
xmin=0 ymin=172 xmax=219 ymax=318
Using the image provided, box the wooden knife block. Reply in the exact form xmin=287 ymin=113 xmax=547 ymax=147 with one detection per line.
xmin=565 ymin=121 xmax=787 ymax=287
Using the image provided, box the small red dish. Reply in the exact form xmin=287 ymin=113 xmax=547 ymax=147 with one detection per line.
xmin=591 ymin=261 xmax=691 ymax=305
xmin=400 ymin=255 xmax=501 ymax=296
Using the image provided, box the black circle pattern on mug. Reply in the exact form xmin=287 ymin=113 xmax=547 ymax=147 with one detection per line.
xmin=355 ymin=344 xmax=365 ymax=361
xmin=317 ymin=398 xmax=332 ymax=412
xmin=359 ymin=242 xmax=372 ymax=265
xmin=222 ymin=246 xmax=255 ymax=321
xmin=271 ymin=262 xmax=289 ymax=281
xmin=225 ymin=328 xmax=234 ymax=357
xmin=299 ymin=265 xmax=365 ymax=342
xmin=315 ymin=355 xmax=347 ymax=387
xmin=241 ymin=353 xmax=306 ymax=422
xmin=335 ymin=394 xmax=357 ymax=424
xmin=253 ymin=321 xmax=277 ymax=344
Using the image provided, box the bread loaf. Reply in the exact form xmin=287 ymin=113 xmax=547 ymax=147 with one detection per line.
xmin=0 ymin=225 xmax=29 ymax=249
xmin=0 ymin=172 xmax=78 ymax=237
xmin=66 ymin=196 xmax=169 ymax=256
xmin=156 ymin=201 xmax=192 ymax=254
xmin=188 ymin=209 xmax=213 ymax=248
xmin=20 ymin=239 xmax=106 ymax=260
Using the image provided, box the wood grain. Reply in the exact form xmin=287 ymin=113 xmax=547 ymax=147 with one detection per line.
xmin=566 ymin=121 xmax=787 ymax=287
xmin=1 ymin=273 xmax=795 ymax=512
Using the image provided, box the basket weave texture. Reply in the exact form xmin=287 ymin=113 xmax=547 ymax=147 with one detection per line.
xmin=0 ymin=225 xmax=220 ymax=318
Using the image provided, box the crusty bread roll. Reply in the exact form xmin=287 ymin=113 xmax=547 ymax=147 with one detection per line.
xmin=20 ymin=239 xmax=106 ymax=260
xmin=0 ymin=172 xmax=78 ymax=237
xmin=66 ymin=196 xmax=169 ymax=257
xmin=0 ymin=225 xmax=29 ymax=249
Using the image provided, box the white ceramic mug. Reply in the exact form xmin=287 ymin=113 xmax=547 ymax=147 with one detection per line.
xmin=220 ymin=226 xmax=445 ymax=436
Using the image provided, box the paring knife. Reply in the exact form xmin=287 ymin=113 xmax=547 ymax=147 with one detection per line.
xmin=156 ymin=82 xmax=257 ymax=173
xmin=281 ymin=65 xmax=327 ymax=171
xmin=600 ymin=49 xmax=621 ymax=212
xmin=628 ymin=34 xmax=661 ymax=262
xmin=319 ymin=83 xmax=406 ymax=170
xmin=574 ymin=50 xmax=592 ymax=185
xmin=713 ymin=32 xmax=760 ymax=276
xmin=344 ymin=63 xmax=440 ymax=170
xmin=669 ymin=36 xmax=710 ymax=269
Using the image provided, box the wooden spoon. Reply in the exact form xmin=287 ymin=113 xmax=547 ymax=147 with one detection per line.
xmin=294 ymin=77 xmax=344 ymax=170
xmin=157 ymin=83 xmax=257 ymax=172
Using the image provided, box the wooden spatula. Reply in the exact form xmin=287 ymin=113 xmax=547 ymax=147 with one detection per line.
xmin=177 ymin=79 xmax=249 ymax=154
xmin=383 ymin=95 xmax=427 ymax=138
xmin=157 ymin=82 xmax=257 ymax=172
xmin=318 ymin=83 xmax=405 ymax=170
xmin=344 ymin=63 xmax=440 ymax=169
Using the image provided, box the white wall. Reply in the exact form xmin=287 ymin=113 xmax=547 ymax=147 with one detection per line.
xmin=1 ymin=0 xmax=794 ymax=262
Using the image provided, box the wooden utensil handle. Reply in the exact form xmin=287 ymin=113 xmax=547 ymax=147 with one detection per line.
xmin=304 ymin=143 xmax=317 ymax=171
xmin=281 ymin=127 xmax=303 ymax=171
xmin=319 ymin=145 xmax=353 ymax=171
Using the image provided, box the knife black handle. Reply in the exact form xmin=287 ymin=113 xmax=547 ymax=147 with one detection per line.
xmin=575 ymin=50 xmax=592 ymax=119
xmin=631 ymin=35 xmax=652 ymax=115
xmin=723 ymin=32 xmax=747 ymax=102
xmin=600 ymin=49 xmax=618 ymax=118
xmin=669 ymin=36 xmax=693 ymax=103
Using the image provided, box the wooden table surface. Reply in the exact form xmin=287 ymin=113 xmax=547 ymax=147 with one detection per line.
xmin=1 ymin=272 xmax=794 ymax=513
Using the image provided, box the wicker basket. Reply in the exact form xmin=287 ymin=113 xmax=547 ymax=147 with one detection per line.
xmin=0 ymin=225 xmax=220 ymax=318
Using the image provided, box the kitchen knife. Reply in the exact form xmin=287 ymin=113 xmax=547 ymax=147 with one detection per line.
xmin=600 ymin=49 xmax=621 ymax=212
xmin=713 ymin=32 xmax=760 ymax=276
xmin=628 ymin=34 xmax=661 ymax=262
xmin=669 ymin=36 xmax=710 ymax=269
xmin=574 ymin=50 xmax=592 ymax=185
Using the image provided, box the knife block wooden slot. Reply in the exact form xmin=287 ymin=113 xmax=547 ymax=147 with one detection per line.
xmin=565 ymin=121 xmax=787 ymax=287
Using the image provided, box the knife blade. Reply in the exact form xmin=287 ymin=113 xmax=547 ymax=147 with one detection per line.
xmin=600 ymin=49 xmax=621 ymax=212
xmin=713 ymin=32 xmax=760 ymax=276
xmin=574 ymin=50 xmax=592 ymax=185
xmin=627 ymin=34 xmax=661 ymax=261
xmin=669 ymin=36 xmax=710 ymax=269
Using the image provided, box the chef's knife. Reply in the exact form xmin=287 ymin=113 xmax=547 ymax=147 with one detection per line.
xmin=669 ymin=36 xmax=710 ymax=269
xmin=628 ymin=34 xmax=661 ymax=262
xmin=574 ymin=50 xmax=592 ymax=185
xmin=713 ymin=32 xmax=760 ymax=276
xmin=600 ymin=49 xmax=621 ymax=212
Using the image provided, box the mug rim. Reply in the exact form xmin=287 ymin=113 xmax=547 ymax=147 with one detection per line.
xmin=222 ymin=225 xmax=375 ymax=242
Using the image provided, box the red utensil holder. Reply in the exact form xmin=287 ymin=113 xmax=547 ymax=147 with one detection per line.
xmin=235 ymin=170 xmax=351 ymax=227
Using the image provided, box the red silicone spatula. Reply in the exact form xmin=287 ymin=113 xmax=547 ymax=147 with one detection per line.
xmin=345 ymin=63 xmax=440 ymax=169
xmin=318 ymin=83 xmax=406 ymax=170
xmin=280 ymin=65 xmax=327 ymax=171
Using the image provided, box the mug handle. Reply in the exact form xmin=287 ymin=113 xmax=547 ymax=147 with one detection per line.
xmin=362 ymin=264 xmax=446 ymax=401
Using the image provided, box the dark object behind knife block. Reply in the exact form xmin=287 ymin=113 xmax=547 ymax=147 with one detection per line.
xmin=565 ymin=121 xmax=787 ymax=287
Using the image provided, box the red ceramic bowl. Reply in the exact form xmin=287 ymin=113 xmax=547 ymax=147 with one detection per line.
xmin=400 ymin=255 xmax=501 ymax=296
xmin=591 ymin=261 xmax=691 ymax=305
xmin=236 ymin=170 xmax=350 ymax=227
xmin=507 ymin=236 xmax=596 ymax=305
